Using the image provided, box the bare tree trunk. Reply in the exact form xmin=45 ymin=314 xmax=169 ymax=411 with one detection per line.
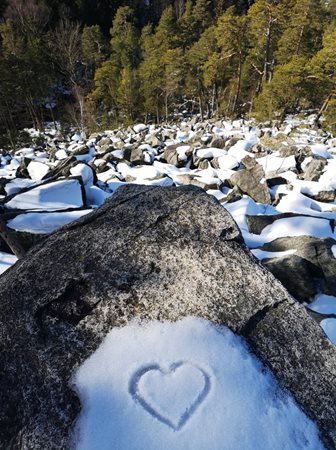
xmin=165 ymin=93 xmax=169 ymax=122
xmin=315 ymin=92 xmax=333 ymax=127
xmin=199 ymin=95 xmax=204 ymax=121
xmin=156 ymin=94 xmax=160 ymax=124
xmin=232 ymin=53 xmax=242 ymax=115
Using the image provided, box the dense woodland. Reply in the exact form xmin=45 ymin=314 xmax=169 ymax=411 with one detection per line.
xmin=1 ymin=0 xmax=336 ymax=146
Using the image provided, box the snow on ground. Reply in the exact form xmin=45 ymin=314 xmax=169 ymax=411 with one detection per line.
xmin=5 ymin=179 xmax=84 ymax=211
xmin=251 ymin=248 xmax=297 ymax=261
xmin=7 ymin=210 xmax=91 ymax=234
xmin=0 ymin=251 xmax=18 ymax=275
xmin=320 ymin=319 xmax=336 ymax=344
xmin=73 ymin=317 xmax=324 ymax=450
xmin=308 ymin=294 xmax=336 ymax=315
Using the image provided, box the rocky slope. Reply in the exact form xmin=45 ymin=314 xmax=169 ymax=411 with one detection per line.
xmin=1 ymin=116 xmax=336 ymax=340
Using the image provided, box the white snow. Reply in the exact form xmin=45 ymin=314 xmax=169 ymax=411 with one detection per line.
xmin=256 ymin=216 xmax=334 ymax=244
xmin=86 ymin=186 xmax=110 ymax=207
xmin=217 ymin=154 xmax=239 ymax=170
xmin=55 ymin=149 xmax=68 ymax=160
xmin=251 ymin=249 xmax=297 ymax=261
xmin=70 ymin=164 xmax=94 ymax=186
xmin=308 ymin=294 xmax=336 ymax=315
xmin=227 ymin=141 xmax=254 ymax=162
xmin=196 ymin=148 xmax=227 ymax=159
xmin=7 ymin=210 xmax=91 ymax=234
xmin=0 ymin=251 xmax=18 ymax=275
xmin=257 ymin=155 xmax=296 ymax=175
xmin=134 ymin=124 xmax=147 ymax=133
xmin=332 ymin=245 xmax=336 ymax=258
xmin=310 ymin=144 xmax=331 ymax=159
xmin=5 ymin=179 xmax=84 ymax=211
xmin=176 ymin=146 xmax=191 ymax=162
xmin=320 ymin=319 xmax=336 ymax=344
xmin=117 ymin=162 xmax=160 ymax=181
xmin=27 ymin=161 xmax=50 ymax=180
xmin=73 ymin=317 xmax=324 ymax=450
xmin=5 ymin=178 xmax=37 ymax=196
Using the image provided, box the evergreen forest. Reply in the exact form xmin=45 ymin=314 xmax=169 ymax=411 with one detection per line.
xmin=1 ymin=0 xmax=336 ymax=145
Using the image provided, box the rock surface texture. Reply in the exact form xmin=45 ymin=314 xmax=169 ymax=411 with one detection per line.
xmin=0 ymin=185 xmax=335 ymax=449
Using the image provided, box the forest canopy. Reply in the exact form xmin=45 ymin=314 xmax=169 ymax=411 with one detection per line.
xmin=1 ymin=0 xmax=336 ymax=145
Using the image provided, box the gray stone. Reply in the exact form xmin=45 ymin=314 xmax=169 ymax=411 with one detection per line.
xmin=163 ymin=146 xmax=179 ymax=166
xmin=0 ymin=186 xmax=335 ymax=449
xmin=242 ymin=301 xmax=336 ymax=449
xmin=130 ymin=147 xmax=145 ymax=165
xmin=224 ymin=185 xmax=243 ymax=203
xmin=15 ymin=157 xmax=31 ymax=178
xmin=309 ymin=190 xmax=336 ymax=203
xmin=303 ymin=158 xmax=327 ymax=182
xmin=209 ymin=137 xmax=227 ymax=149
xmin=230 ymin=162 xmax=271 ymax=205
xmin=246 ymin=213 xmax=334 ymax=235
xmin=263 ymin=254 xmax=323 ymax=302
xmin=260 ymin=236 xmax=336 ymax=299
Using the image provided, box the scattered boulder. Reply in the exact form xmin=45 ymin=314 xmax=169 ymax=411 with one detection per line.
xmin=209 ymin=136 xmax=227 ymax=149
xmin=302 ymin=158 xmax=327 ymax=182
xmin=246 ymin=213 xmax=334 ymax=235
xmin=259 ymin=236 xmax=336 ymax=301
xmin=130 ymin=146 xmax=145 ymax=165
xmin=230 ymin=158 xmax=271 ymax=204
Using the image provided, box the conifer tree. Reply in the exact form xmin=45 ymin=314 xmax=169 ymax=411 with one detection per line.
xmin=308 ymin=29 xmax=336 ymax=129
xmin=139 ymin=6 xmax=181 ymax=121
xmin=215 ymin=7 xmax=248 ymax=114
xmin=245 ymin=0 xmax=282 ymax=94
xmin=192 ymin=0 xmax=213 ymax=37
xmin=89 ymin=6 xmax=140 ymax=124
xmin=82 ymin=25 xmax=107 ymax=80
xmin=186 ymin=25 xmax=219 ymax=119
xmin=178 ymin=0 xmax=197 ymax=49
xmin=253 ymin=56 xmax=308 ymax=121
xmin=275 ymin=0 xmax=325 ymax=65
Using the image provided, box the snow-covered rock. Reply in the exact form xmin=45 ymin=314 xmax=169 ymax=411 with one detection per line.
xmin=5 ymin=179 xmax=84 ymax=211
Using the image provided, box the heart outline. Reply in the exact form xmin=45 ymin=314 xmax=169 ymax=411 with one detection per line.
xmin=129 ymin=361 xmax=211 ymax=431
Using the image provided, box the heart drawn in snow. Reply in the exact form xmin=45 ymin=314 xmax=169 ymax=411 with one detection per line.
xmin=129 ymin=362 xmax=211 ymax=431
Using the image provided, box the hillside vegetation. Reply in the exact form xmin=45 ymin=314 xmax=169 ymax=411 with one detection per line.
xmin=1 ymin=0 xmax=336 ymax=145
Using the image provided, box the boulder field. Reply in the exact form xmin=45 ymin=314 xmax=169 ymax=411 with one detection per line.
xmin=0 ymin=185 xmax=335 ymax=449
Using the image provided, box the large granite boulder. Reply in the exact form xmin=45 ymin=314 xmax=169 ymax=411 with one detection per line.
xmin=0 ymin=185 xmax=335 ymax=449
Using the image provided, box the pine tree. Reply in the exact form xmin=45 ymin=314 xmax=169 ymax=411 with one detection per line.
xmin=177 ymin=0 xmax=197 ymax=49
xmin=308 ymin=29 xmax=336 ymax=129
xmin=89 ymin=6 xmax=140 ymax=124
xmin=186 ymin=25 xmax=219 ymax=119
xmin=275 ymin=0 xmax=326 ymax=65
xmin=245 ymin=0 xmax=282 ymax=95
xmin=139 ymin=6 xmax=181 ymax=121
xmin=192 ymin=0 xmax=213 ymax=37
xmin=253 ymin=56 xmax=308 ymax=121
xmin=215 ymin=7 xmax=248 ymax=114
xmin=82 ymin=25 xmax=107 ymax=78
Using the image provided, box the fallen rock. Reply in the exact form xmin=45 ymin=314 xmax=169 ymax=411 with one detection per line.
xmin=0 ymin=186 xmax=335 ymax=449
xmin=230 ymin=159 xmax=271 ymax=204
xmin=259 ymin=236 xmax=336 ymax=300
xmin=263 ymin=254 xmax=324 ymax=302
xmin=246 ymin=213 xmax=334 ymax=235
xmin=302 ymin=159 xmax=327 ymax=182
